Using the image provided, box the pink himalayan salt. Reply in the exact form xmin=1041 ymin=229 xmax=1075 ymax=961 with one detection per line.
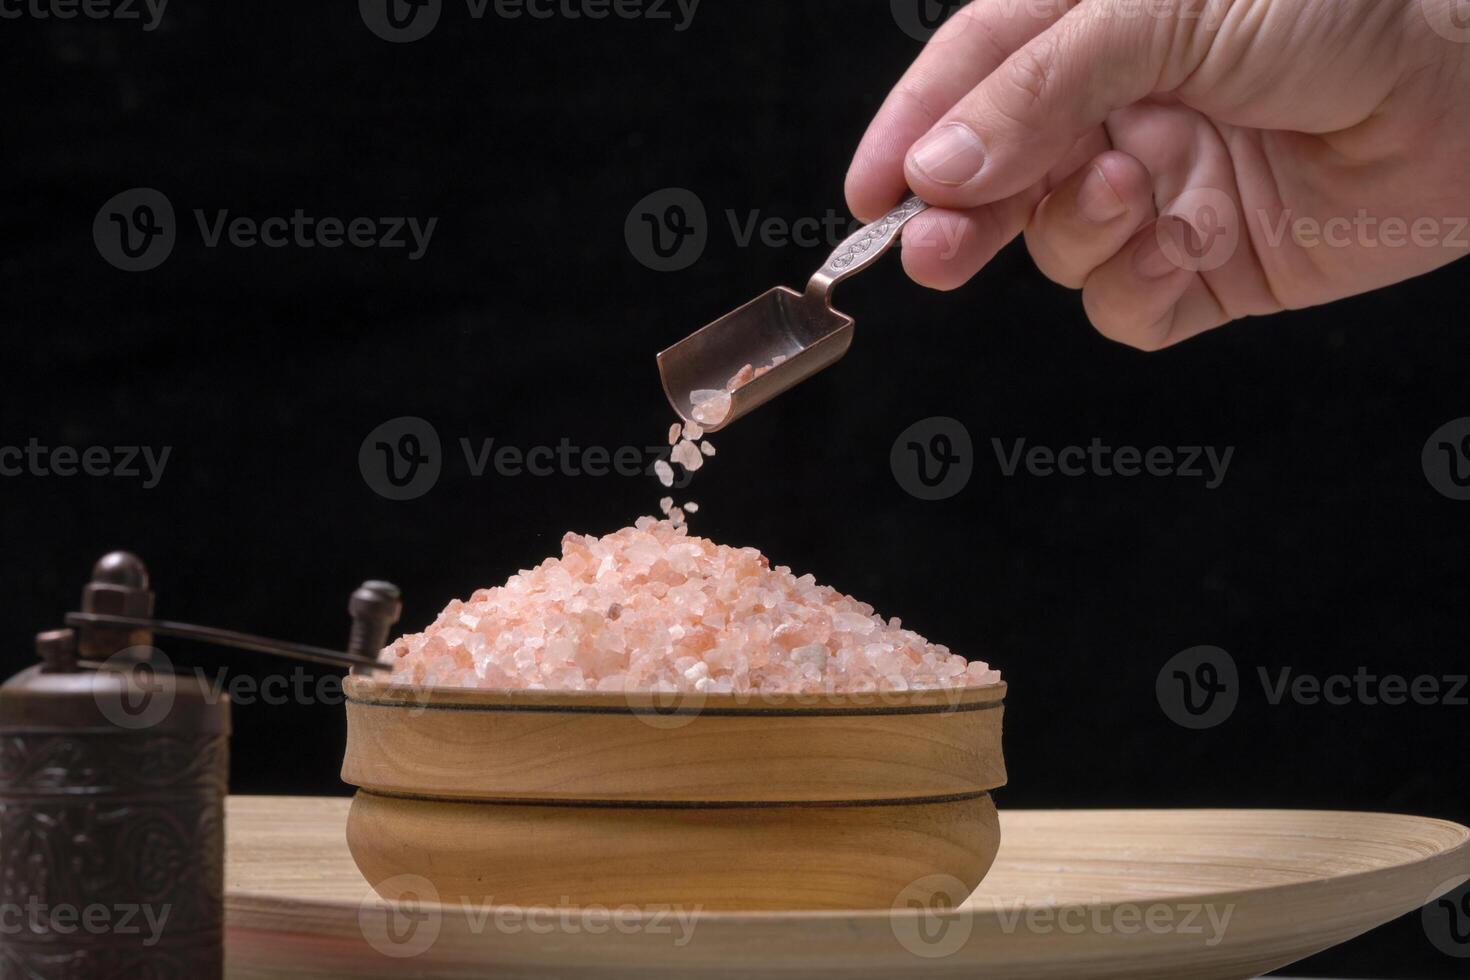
xmin=658 ymin=496 xmax=673 ymax=514
xmin=699 ymin=440 xmax=715 ymax=457
xmin=725 ymin=363 xmax=755 ymax=391
xmin=654 ymin=459 xmax=674 ymax=487
xmin=683 ymin=421 xmax=704 ymax=440
xmin=670 ymin=438 xmax=703 ymax=473
xmin=667 ymin=423 xmax=682 ymax=445
xmin=684 ymin=501 xmax=699 ymax=513
xmin=689 ymin=389 xmax=731 ymax=426
xmin=385 ymin=518 xmax=1002 ymax=694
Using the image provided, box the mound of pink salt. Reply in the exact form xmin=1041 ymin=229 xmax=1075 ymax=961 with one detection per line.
xmin=384 ymin=518 xmax=1001 ymax=694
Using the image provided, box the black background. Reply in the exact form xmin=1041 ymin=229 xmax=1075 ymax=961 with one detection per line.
xmin=4 ymin=2 xmax=1468 ymax=976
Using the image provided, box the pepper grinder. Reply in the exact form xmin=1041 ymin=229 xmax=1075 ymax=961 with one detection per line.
xmin=0 ymin=552 xmax=401 ymax=979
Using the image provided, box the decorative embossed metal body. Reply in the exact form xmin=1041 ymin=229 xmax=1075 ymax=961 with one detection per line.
xmin=0 ymin=726 xmax=227 ymax=979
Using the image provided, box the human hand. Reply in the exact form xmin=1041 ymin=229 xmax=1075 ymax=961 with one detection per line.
xmin=847 ymin=0 xmax=1470 ymax=348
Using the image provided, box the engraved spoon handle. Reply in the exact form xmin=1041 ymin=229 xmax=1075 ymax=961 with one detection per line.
xmin=805 ymin=196 xmax=929 ymax=301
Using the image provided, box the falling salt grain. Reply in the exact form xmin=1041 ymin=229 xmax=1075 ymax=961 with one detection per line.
xmin=667 ymin=423 xmax=682 ymax=445
xmin=699 ymin=440 xmax=715 ymax=457
xmin=658 ymin=496 xmax=673 ymax=514
xmin=654 ymin=459 xmax=674 ymax=487
xmin=684 ymin=502 xmax=699 ymax=513
xmin=683 ymin=421 xmax=704 ymax=440
xmin=670 ymin=438 xmax=704 ymax=472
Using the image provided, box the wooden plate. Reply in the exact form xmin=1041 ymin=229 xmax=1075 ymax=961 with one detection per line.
xmin=225 ymin=797 xmax=1470 ymax=979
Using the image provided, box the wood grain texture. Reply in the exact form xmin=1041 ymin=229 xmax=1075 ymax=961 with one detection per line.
xmin=341 ymin=677 xmax=1006 ymax=803
xmin=226 ymin=797 xmax=1470 ymax=979
xmin=346 ymin=790 xmax=999 ymax=911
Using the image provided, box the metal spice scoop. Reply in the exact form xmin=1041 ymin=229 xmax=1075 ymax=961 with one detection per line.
xmin=658 ymin=196 xmax=929 ymax=432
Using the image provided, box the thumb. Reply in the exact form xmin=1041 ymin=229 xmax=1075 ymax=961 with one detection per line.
xmin=904 ymin=2 xmax=1193 ymax=208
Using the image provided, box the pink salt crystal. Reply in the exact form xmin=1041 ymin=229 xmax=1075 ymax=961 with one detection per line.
xmin=667 ymin=422 xmax=682 ymax=445
xmin=669 ymin=506 xmax=685 ymax=526
xmin=689 ymin=389 xmax=731 ymax=426
xmin=659 ymin=496 xmax=673 ymax=515
xmin=684 ymin=502 xmax=699 ymax=513
xmin=699 ymin=440 xmax=715 ymax=457
xmin=654 ymin=459 xmax=674 ymax=487
xmin=725 ymin=363 xmax=755 ymax=391
xmin=670 ymin=439 xmax=703 ymax=473
xmin=388 ymin=520 xmax=1000 ymax=695
xmin=683 ymin=421 xmax=704 ymax=440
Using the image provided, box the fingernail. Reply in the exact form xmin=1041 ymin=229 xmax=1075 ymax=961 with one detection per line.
xmin=1134 ymin=222 xmax=1182 ymax=280
xmin=1077 ymin=165 xmax=1126 ymax=223
xmin=909 ymin=123 xmax=986 ymax=186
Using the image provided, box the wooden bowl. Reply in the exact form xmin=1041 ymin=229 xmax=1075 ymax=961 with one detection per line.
xmin=340 ymin=676 xmax=1006 ymax=911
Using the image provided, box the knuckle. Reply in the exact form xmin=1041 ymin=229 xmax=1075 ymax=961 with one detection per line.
xmin=1003 ymin=34 xmax=1061 ymax=117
